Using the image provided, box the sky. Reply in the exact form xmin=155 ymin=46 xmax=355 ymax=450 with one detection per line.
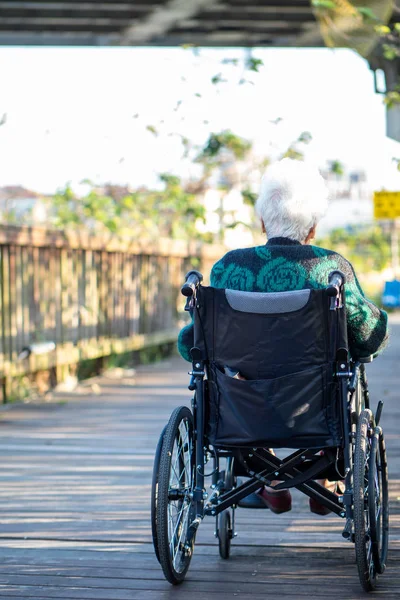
xmin=0 ymin=45 xmax=399 ymax=194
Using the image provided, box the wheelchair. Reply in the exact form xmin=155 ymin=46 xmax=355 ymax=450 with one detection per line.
xmin=151 ymin=270 xmax=389 ymax=592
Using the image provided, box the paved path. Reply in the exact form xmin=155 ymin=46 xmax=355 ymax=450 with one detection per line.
xmin=0 ymin=320 xmax=398 ymax=599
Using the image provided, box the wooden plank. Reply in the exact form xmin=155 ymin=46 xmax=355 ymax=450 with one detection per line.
xmin=21 ymin=246 xmax=30 ymax=351
xmin=71 ymin=249 xmax=79 ymax=345
xmin=109 ymin=252 xmax=115 ymax=339
xmin=14 ymin=246 xmax=24 ymax=357
xmin=8 ymin=245 xmax=18 ymax=362
xmin=27 ymin=246 xmax=35 ymax=344
xmin=132 ymin=255 xmax=140 ymax=336
xmin=88 ymin=249 xmax=97 ymax=341
xmin=97 ymin=252 xmax=105 ymax=340
xmin=54 ymin=248 xmax=62 ymax=348
xmin=32 ymin=246 xmax=41 ymax=341
xmin=42 ymin=247 xmax=51 ymax=343
xmin=59 ymin=248 xmax=68 ymax=345
xmin=0 ymin=247 xmax=4 ymax=373
xmin=116 ymin=252 xmax=123 ymax=339
xmin=76 ymin=249 xmax=84 ymax=344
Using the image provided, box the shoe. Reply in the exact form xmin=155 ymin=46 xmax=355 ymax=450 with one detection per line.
xmin=258 ymin=486 xmax=292 ymax=514
xmin=309 ymin=497 xmax=332 ymax=516
xmin=238 ymin=491 xmax=269 ymax=509
xmin=309 ymin=481 xmax=344 ymax=516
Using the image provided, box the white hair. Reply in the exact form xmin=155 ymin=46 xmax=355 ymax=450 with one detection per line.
xmin=255 ymin=158 xmax=329 ymax=242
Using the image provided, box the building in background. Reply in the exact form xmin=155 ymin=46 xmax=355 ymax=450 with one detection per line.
xmin=0 ymin=186 xmax=48 ymax=225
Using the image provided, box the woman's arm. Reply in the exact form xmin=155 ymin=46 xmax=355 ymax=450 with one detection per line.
xmin=177 ymin=320 xmax=194 ymax=362
xmin=343 ymin=262 xmax=389 ymax=359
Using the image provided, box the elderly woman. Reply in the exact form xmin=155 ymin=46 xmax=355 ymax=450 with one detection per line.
xmin=178 ymin=158 xmax=388 ymax=514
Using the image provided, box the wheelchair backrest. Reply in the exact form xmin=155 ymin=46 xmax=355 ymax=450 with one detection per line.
xmin=192 ymin=286 xmax=348 ymax=448
xmin=193 ymin=286 xmax=348 ymax=380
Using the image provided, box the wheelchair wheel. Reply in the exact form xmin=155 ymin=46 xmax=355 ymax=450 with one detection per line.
xmin=368 ymin=426 xmax=389 ymax=575
xmin=151 ymin=424 xmax=167 ymax=563
xmin=354 ymin=409 xmax=378 ymax=591
xmin=218 ymin=510 xmax=232 ymax=559
xmin=218 ymin=456 xmax=235 ymax=559
xmin=157 ymin=406 xmax=195 ymax=584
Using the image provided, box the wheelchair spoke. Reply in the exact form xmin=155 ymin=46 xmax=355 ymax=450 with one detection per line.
xmin=168 ymin=497 xmax=190 ymax=564
xmin=172 ymin=504 xmax=191 ymax=570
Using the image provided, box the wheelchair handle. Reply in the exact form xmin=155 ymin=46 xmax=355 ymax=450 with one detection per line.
xmin=181 ymin=270 xmax=203 ymax=297
xmin=327 ymin=270 xmax=346 ymax=295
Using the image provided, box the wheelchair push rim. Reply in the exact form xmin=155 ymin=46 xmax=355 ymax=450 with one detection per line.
xmin=156 ymin=406 xmax=195 ymax=584
xmin=354 ymin=408 xmax=389 ymax=592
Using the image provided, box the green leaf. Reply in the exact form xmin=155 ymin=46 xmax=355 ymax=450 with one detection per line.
xmin=311 ymin=0 xmax=336 ymax=9
xmin=281 ymin=147 xmax=304 ymax=161
xmin=221 ymin=58 xmax=239 ymax=66
xmin=374 ymin=25 xmax=391 ymax=35
xmin=297 ymin=131 xmax=312 ymax=144
xmin=242 ymin=189 xmax=258 ymax=207
xmin=328 ymin=160 xmax=345 ymax=176
xmin=211 ymin=73 xmax=226 ymax=85
xmin=146 ymin=124 xmax=158 ymax=136
xmin=384 ymin=90 xmax=400 ymax=109
xmin=245 ymin=57 xmax=264 ymax=73
xmin=382 ymin=44 xmax=399 ymax=60
xmin=357 ymin=7 xmax=379 ymax=22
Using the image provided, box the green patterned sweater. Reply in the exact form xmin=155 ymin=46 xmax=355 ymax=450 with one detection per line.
xmin=178 ymin=237 xmax=388 ymax=362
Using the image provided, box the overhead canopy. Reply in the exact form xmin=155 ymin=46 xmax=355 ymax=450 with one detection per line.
xmin=0 ymin=0 xmax=323 ymax=47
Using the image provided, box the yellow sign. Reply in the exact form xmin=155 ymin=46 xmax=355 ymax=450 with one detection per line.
xmin=373 ymin=191 xmax=400 ymax=220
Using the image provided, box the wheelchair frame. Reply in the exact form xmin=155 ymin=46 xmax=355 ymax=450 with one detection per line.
xmin=152 ymin=271 xmax=389 ymax=592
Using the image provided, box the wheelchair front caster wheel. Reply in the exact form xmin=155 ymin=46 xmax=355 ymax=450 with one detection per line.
xmin=218 ymin=510 xmax=232 ymax=559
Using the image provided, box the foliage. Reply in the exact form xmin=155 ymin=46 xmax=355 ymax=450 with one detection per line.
xmin=241 ymin=189 xmax=258 ymax=207
xmin=280 ymin=131 xmax=312 ymax=161
xmin=281 ymin=147 xmax=304 ymax=161
xmin=383 ymin=86 xmax=400 ymax=109
xmin=312 ymin=1 xmax=399 ymax=103
xmin=311 ymin=1 xmax=336 ymax=9
xmin=328 ymin=160 xmax=345 ymax=176
xmin=316 ymin=225 xmax=392 ymax=273
xmin=51 ymin=175 xmax=207 ymax=241
xmin=376 ymin=22 xmax=400 ymax=62
xmin=245 ymin=57 xmax=264 ymax=73
xmin=48 ymin=48 xmax=335 ymax=245
xmin=199 ymin=130 xmax=252 ymax=161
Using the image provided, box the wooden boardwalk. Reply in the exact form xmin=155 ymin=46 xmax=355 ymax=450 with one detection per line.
xmin=0 ymin=319 xmax=399 ymax=599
